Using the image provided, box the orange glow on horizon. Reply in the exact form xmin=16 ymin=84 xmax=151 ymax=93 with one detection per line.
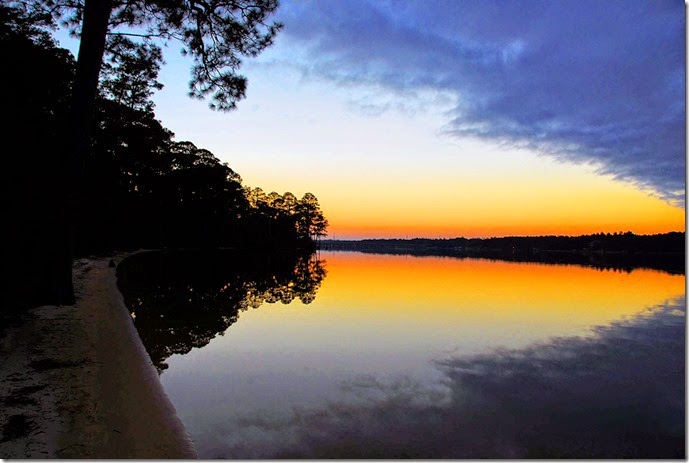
xmin=237 ymin=124 xmax=685 ymax=241
xmin=322 ymin=176 xmax=685 ymax=239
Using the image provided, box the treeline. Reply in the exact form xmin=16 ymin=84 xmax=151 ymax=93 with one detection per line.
xmin=2 ymin=7 xmax=326 ymax=309
xmin=323 ymin=232 xmax=685 ymax=274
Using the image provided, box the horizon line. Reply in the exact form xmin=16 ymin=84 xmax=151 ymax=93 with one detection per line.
xmin=323 ymin=230 xmax=686 ymax=242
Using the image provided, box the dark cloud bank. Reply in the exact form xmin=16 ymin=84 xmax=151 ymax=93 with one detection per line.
xmin=203 ymin=298 xmax=684 ymax=458
xmin=277 ymin=0 xmax=685 ymax=204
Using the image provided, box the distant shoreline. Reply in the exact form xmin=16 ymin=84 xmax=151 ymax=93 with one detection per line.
xmin=320 ymin=232 xmax=685 ymax=275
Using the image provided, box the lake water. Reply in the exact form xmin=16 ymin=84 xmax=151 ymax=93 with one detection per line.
xmin=118 ymin=250 xmax=685 ymax=458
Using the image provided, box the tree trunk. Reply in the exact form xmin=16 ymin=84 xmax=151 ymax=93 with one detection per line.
xmin=55 ymin=0 xmax=112 ymax=305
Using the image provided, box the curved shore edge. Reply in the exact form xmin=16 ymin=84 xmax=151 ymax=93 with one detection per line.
xmin=0 ymin=256 xmax=198 ymax=458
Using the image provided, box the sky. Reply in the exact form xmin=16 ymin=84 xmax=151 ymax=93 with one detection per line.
xmin=57 ymin=0 xmax=686 ymax=239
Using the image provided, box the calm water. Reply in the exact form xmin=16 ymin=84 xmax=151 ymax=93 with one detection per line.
xmin=118 ymin=250 xmax=685 ymax=458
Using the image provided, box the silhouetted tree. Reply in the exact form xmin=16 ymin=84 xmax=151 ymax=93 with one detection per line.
xmin=4 ymin=6 xmax=331 ymax=313
xmin=156 ymin=141 xmax=247 ymax=247
xmin=100 ymin=35 xmax=163 ymax=112
xmin=82 ymin=97 xmax=174 ymax=252
xmin=2 ymin=5 xmax=75 ymax=310
xmin=295 ymin=192 xmax=328 ymax=240
xmin=12 ymin=0 xmax=282 ymax=303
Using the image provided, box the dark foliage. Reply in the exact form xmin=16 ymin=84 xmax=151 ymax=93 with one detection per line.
xmin=16 ymin=0 xmax=282 ymax=111
xmin=2 ymin=5 xmax=76 ymax=310
xmin=3 ymin=0 xmax=284 ymax=306
xmin=3 ymin=16 xmax=327 ymax=312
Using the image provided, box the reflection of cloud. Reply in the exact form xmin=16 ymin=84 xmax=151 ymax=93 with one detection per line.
xmin=275 ymin=0 xmax=685 ymax=204
xmin=210 ymin=298 xmax=685 ymax=458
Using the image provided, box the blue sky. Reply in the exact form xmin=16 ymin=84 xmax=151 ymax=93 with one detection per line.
xmin=269 ymin=0 xmax=685 ymax=203
xmin=53 ymin=0 xmax=686 ymax=238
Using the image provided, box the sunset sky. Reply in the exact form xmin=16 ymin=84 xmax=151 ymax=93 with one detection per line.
xmin=60 ymin=0 xmax=687 ymax=239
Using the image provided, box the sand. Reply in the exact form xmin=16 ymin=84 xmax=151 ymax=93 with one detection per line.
xmin=0 ymin=256 xmax=198 ymax=459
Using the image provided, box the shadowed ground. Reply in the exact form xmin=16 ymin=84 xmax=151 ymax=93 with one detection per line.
xmin=0 ymin=257 xmax=197 ymax=458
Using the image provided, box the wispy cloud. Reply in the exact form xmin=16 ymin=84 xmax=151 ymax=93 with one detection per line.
xmin=275 ymin=0 xmax=685 ymax=204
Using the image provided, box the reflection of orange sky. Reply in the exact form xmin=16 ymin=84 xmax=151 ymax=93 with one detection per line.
xmin=216 ymin=252 xmax=685 ymax=372
xmin=314 ymin=252 xmax=685 ymax=333
xmin=224 ymin=252 xmax=685 ymax=365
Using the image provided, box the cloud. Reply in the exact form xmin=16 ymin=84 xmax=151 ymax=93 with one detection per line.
xmin=274 ymin=0 xmax=685 ymax=204
xmin=201 ymin=297 xmax=685 ymax=458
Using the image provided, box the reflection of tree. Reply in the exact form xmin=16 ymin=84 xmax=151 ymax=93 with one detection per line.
xmin=240 ymin=256 xmax=326 ymax=308
xmin=117 ymin=250 xmax=327 ymax=371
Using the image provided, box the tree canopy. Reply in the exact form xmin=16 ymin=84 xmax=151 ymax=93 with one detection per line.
xmin=3 ymin=0 xmax=289 ymax=305
xmin=13 ymin=0 xmax=283 ymax=110
xmin=3 ymin=6 xmax=328 ymax=311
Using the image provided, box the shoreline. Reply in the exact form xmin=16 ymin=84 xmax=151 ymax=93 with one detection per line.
xmin=0 ymin=256 xmax=197 ymax=458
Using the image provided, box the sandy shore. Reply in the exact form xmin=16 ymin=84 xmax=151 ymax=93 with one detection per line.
xmin=0 ymin=256 xmax=197 ymax=458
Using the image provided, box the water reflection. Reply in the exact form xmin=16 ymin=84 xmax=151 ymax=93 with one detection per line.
xmin=227 ymin=299 xmax=685 ymax=459
xmin=118 ymin=251 xmax=684 ymax=458
xmin=116 ymin=250 xmax=327 ymax=370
